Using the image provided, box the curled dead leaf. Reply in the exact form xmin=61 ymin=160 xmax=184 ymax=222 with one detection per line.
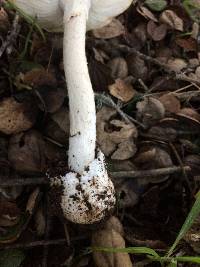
xmin=136 ymin=97 xmax=165 ymax=127
xmin=92 ymin=217 xmax=133 ymax=267
xmin=0 ymin=8 xmax=10 ymax=32
xmin=147 ymin=21 xmax=167 ymax=41
xmin=167 ymin=58 xmax=187 ymax=72
xmin=93 ymin=19 xmax=125 ymax=39
xmin=158 ymin=94 xmax=181 ymax=114
xmin=0 ymin=98 xmax=37 ymax=135
xmin=137 ymin=5 xmax=158 ymax=22
xmin=8 ymin=130 xmax=46 ymax=174
xmin=22 ymin=68 xmax=57 ymax=88
xmin=160 ymin=10 xmax=183 ymax=31
xmin=97 ymin=107 xmax=137 ymax=159
xmin=0 ymin=198 xmax=20 ymax=227
xmin=45 ymin=107 xmax=70 ymax=144
xmin=108 ymin=79 xmax=136 ymax=102
xmin=108 ymin=57 xmax=128 ymax=79
xmin=134 ymin=145 xmax=173 ymax=183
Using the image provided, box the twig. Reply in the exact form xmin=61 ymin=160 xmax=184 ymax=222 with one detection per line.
xmin=0 ymin=13 xmax=20 ymax=57
xmin=0 ymin=166 xmax=191 ymax=187
xmin=42 ymin=194 xmax=52 ymax=267
xmin=0 ymin=177 xmax=48 ymax=186
xmin=0 ymin=236 xmax=88 ymax=250
xmin=111 ymin=166 xmax=191 ymax=179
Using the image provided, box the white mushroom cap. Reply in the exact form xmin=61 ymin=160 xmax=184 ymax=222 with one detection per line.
xmin=51 ymin=149 xmax=115 ymax=224
xmin=12 ymin=0 xmax=63 ymax=32
xmin=13 ymin=0 xmax=133 ymax=31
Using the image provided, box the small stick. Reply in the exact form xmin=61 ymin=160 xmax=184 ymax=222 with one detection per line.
xmin=0 ymin=166 xmax=191 ymax=187
xmin=0 ymin=236 xmax=88 ymax=250
xmin=111 ymin=166 xmax=191 ymax=179
xmin=0 ymin=177 xmax=49 ymax=186
xmin=0 ymin=14 xmax=20 ymax=57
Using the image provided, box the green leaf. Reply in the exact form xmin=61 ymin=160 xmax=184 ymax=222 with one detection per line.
xmin=145 ymin=0 xmax=167 ymax=11
xmin=167 ymin=191 xmax=200 ymax=256
xmin=0 ymin=249 xmax=25 ymax=267
xmin=175 ymin=256 xmax=200 ymax=264
xmin=92 ymin=246 xmax=160 ymax=258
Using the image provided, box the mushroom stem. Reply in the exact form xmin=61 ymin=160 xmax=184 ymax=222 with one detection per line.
xmin=63 ymin=1 xmax=96 ymax=174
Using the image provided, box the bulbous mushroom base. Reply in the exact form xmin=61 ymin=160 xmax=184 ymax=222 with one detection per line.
xmin=50 ymin=150 xmax=116 ymax=224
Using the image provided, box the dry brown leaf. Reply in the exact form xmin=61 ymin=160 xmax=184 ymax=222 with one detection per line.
xmin=23 ymin=68 xmax=57 ymax=88
xmin=45 ymin=107 xmax=70 ymax=144
xmin=0 ymin=97 xmax=37 ymax=135
xmin=147 ymin=21 xmax=167 ymax=41
xmin=136 ymin=97 xmax=165 ymax=127
xmin=0 ymin=198 xmax=20 ymax=227
xmin=97 ymin=107 xmax=138 ymax=159
xmin=175 ymin=37 xmax=197 ymax=52
xmin=134 ymin=145 xmax=173 ymax=183
xmin=8 ymin=130 xmax=46 ymax=174
xmin=37 ymin=87 xmax=66 ymax=113
xmin=137 ymin=5 xmax=158 ymax=22
xmin=92 ymin=217 xmax=133 ymax=267
xmin=158 ymin=94 xmax=181 ymax=113
xmin=178 ymin=108 xmax=200 ymax=121
xmin=167 ymin=58 xmax=187 ymax=72
xmin=195 ymin=66 xmax=200 ymax=79
xmin=108 ymin=57 xmax=128 ymax=79
xmin=108 ymin=79 xmax=136 ymax=102
xmin=160 ymin=10 xmax=183 ymax=31
xmin=126 ymin=55 xmax=148 ymax=81
xmin=111 ymin=140 xmax=137 ymax=160
xmin=0 ymin=8 xmax=10 ymax=31
xmin=93 ymin=18 xmax=124 ymax=39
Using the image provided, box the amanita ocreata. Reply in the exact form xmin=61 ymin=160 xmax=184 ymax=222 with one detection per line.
xmin=11 ymin=0 xmax=133 ymax=224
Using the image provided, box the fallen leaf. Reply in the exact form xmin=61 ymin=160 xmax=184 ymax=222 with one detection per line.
xmin=167 ymin=58 xmax=187 ymax=72
xmin=97 ymin=107 xmax=138 ymax=159
xmin=158 ymin=94 xmax=181 ymax=113
xmin=37 ymin=87 xmax=66 ymax=113
xmin=147 ymin=21 xmax=167 ymax=41
xmin=93 ymin=19 xmax=124 ymax=39
xmin=0 ymin=8 xmax=10 ymax=32
xmin=137 ymin=5 xmax=158 ymax=22
xmin=0 ymin=97 xmax=37 ymax=135
xmin=108 ymin=57 xmax=128 ymax=79
xmin=160 ymin=10 xmax=183 ymax=31
xmin=92 ymin=217 xmax=133 ymax=267
xmin=111 ymin=140 xmax=137 ymax=160
xmin=126 ymin=55 xmax=148 ymax=80
xmin=136 ymin=97 xmax=165 ymax=127
xmin=178 ymin=108 xmax=200 ymax=121
xmin=22 ymin=68 xmax=57 ymax=88
xmin=108 ymin=79 xmax=136 ymax=102
xmin=175 ymin=37 xmax=197 ymax=52
xmin=8 ymin=130 xmax=46 ymax=174
xmin=0 ymin=198 xmax=20 ymax=227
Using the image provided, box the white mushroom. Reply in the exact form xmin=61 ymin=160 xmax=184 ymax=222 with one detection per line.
xmin=12 ymin=0 xmax=133 ymax=224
